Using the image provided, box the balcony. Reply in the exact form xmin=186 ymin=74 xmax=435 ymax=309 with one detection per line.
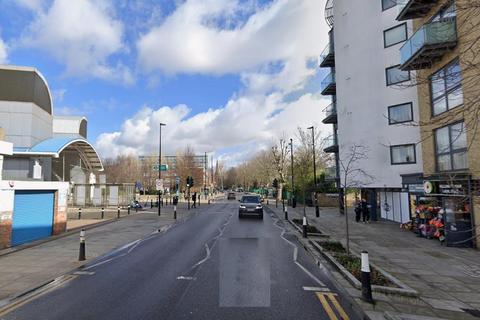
xmin=319 ymin=42 xmax=335 ymax=68
xmin=323 ymin=135 xmax=338 ymax=153
xmin=322 ymin=102 xmax=337 ymax=124
xmin=321 ymin=72 xmax=336 ymax=95
xmin=396 ymin=0 xmax=438 ymax=21
xmin=324 ymin=166 xmax=338 ymax=182
xmin=400 ymin=19 xmax=457 ymax=70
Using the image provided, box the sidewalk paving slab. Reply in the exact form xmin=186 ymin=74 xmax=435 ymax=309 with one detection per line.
xmin=267 ymin=204 xmax=480 ymax=320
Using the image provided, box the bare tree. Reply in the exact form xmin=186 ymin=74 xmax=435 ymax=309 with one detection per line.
xmin=338 ymin=144 xmax=374 ymax=254
xmin=104 ymin=155 xmax=141 ymax=184
xmin=176 ymin=146 xmax=203 ymax=193
xmin=271 ymin=137 xmax=290 ymax=201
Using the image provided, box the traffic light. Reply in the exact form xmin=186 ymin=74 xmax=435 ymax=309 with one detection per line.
xmin=186 ymin=176 xmax=195 ymax=187
xmin=272 ymin=178 xmax=278 ymax=189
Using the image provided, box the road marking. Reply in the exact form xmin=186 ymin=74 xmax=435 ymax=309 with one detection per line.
xmin=73 ymin=271 xmax=95 ymax=276
xmin=176 ymin=276 xmax=196 ymax=280
xmin=303 ymin=286 xmax=330 ymax=292
xmin=315 ymin=292 xmax=349 ymax=320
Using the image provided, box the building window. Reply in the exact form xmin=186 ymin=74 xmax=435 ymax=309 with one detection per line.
xmin=382 ymin=0 xmax=396 ymax=11
xmin=430 ymin=59 xmax=463 ymax=116
xmin=435 ymin=122 xmax=468 ymax=171
xmin=384 ymin=23 xmax=407 ymax=48
xmin=386 ymin=65 xmax=410 ymax=86
xmin=388 ymin=102 xmax=413 ymax=124
xmin=390 ymin=144 xmax=416 ymax=165
xmin=431 ymin=2 xmax=456 ymax=22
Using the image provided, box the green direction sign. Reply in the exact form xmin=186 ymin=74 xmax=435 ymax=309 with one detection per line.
xmin=153 ymin=164 xmax=169 ymax=171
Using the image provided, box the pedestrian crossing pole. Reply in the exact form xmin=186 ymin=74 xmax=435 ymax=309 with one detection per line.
xmin=79 ymin=229 xmax=86 ymax=261
xmin=361 ymin=251 xmax=373 ymax=303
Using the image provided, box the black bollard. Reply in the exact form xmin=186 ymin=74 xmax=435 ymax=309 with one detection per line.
xmin=275 ymin=199 xmax=278 ymax=208
xmin=79 ymin=229 xmax=86 ymax=261
xmin=78 ymin=207 xmax=82 ymax=220
xmin=302 ymin=216 xmax=308 ymax=238
xmin=361 ymin=251 xmax=374 ymax=303
xmin=316 ymin=205 xmax=320 ymax=218
xmin=284 ymin=206 xmax=288 ymax=220
xmin=128 ymin=205 xmax=131 ymax=215
xmin=101 ymin=207 xmax=104 ymax=219
xmin=117 ymin=206 xmax=120 ymax=218
xmin=174 ymin=205 xmax=177 ymax=220
xmin=150 ymin=200 xmax=153 ymax=208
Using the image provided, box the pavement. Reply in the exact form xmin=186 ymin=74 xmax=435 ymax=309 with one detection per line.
xmin=267 ymin=203 xmax=480 ymax=320
xmin=0 ymin=198 xmax=363 ymax=320
xmin=0 ymin=203 xmax=194 ymax=302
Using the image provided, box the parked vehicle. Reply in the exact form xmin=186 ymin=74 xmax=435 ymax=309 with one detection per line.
xmin=227 ymin=192 xmax=236 ymax=200
xmin=130 ymin=200 xmax=142 ymax=209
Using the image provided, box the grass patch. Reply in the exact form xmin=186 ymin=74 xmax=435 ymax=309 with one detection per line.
xmin=292 ymin=219 xmax=322 ymax=234
xmin=315 ymin=241 xmax=397 ymax=288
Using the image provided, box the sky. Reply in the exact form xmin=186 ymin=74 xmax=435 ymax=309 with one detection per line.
xmin=0 ymin=0 xmax=331 ymax=166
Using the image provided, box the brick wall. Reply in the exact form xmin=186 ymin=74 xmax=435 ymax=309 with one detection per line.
xmin=0 ymin=212 xmax=12 ymax=249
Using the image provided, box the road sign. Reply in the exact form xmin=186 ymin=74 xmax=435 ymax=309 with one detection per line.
xmin=153 ymin=164 xmax=168 ymax=171
xmin=156 ymin=179 xmax=164 ymax=191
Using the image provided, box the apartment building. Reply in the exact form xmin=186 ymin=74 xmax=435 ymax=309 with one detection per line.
xmin=320 ymin=0 xmax=423 ymax=222
xmin=397 ymin=0 xmax=479 ymax=247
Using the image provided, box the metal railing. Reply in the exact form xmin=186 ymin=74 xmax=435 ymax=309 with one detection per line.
xmin=400 ymin=19 xmax=457 ymax=66
xmin=323 ymin=102 xmax=336 ymax=118
xmin=324 ymin=135 xmax=338 ymax=149
xmin=321 ymin=72 xmax=336 ymax=92
xmin=319 ymin=42 xmax=334 ymax=64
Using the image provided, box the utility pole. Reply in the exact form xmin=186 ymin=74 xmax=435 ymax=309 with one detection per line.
xmin=158 ymin=123 xmax=166 ymax=216
xmin=308 ymin=126 xmax=320 ymax=217
xmin=290 ymin=138 xmax=296 ymax=208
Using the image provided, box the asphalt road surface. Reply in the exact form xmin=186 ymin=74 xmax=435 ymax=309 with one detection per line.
xmin=2 ymin=200 xmax=361 ymax=320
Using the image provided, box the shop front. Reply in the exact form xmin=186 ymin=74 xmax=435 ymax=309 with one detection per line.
xmin=401 ymin=173 xmax=476 ymax=248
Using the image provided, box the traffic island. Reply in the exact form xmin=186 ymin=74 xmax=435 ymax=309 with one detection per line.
xmin=290 ymin=218 xmax=328 ymax=238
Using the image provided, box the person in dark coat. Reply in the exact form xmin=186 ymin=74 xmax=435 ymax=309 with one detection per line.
xmin=354 ymin=200 xmax=362 ymax=223
xmin=192 ymin=192 xmax=197 ymax=208
xmin=361 ymin=199 xmax=370 ymax=223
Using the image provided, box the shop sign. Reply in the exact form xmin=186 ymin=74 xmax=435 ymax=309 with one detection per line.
xmin=408 ymin=184 xmax=424 ymax=193
xmin=438 ymin=184 xmax=465 ymax=195
xmin=423 ymin=181 xmax=434 ymax=194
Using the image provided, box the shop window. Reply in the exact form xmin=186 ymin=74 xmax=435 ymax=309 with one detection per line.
xmin=435 ymin=122 xmax=468 ymax=171
xmin=388 ymin=102 xmax=413 ymax=124
xmin=390 ymin=144 xmax=416 ymax=165
xmin=386 ymin=65 xmax=410 ymax=86
xmin=384 ymin=23 xmax=407 ymax=48
xmin=430 ymin=59 xmax=463 ymax=116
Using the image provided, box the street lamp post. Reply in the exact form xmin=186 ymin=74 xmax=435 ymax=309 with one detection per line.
xmin=158 ymin=123 xmax=166 ymax=216
xmin=308 ymin=126 xmax=320 ymax=217
xmin=290 ymin=138 xmax=296 ymax=208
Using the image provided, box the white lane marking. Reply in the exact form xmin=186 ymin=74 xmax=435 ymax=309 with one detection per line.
xmin=177 ymin=276 xmax=196 ymax=280
xmin=73 ymin=271 xmax=95 ymax=275
xmin=303 ymin=286 xmax=330 ymax=292
xmin=271 ymin=214 xmax=326 ymax=287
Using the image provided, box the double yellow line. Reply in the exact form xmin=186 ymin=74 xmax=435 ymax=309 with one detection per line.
xmin=316 ymin=292 xmax=349 ymax=320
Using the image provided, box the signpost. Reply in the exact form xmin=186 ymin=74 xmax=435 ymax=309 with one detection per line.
xmin=153 ymin=164 xmax=168 ymax=171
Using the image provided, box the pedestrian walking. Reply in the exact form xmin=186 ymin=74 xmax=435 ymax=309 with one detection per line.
xmin=192 ymin=192 xmax=197 ymax=208
xmin=354 ymin=200 xmax=362 ymax=223
xmin=361 ymin=199 xmax=370 ymax=223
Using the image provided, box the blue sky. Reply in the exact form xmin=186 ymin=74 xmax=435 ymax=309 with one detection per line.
xmin=0 ymin=0 xmax=330 ymax=165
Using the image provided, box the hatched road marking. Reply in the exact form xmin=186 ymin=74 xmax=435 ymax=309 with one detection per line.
xmin=315 ymin=292 xmax=349 ymax=320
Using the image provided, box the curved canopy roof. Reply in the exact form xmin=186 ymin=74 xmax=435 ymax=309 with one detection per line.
xmin=0 ymin=65 xmax=53 ymax=115
xmin=14 ymin=136 xmax=103 ymax=171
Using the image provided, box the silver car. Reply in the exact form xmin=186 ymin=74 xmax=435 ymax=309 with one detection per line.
xmin=238 ymin=195 xmax=263 ymax=219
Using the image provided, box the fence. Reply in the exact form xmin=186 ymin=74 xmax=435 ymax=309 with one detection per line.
xmin=70 ymin=183 xmax=135 ymax=207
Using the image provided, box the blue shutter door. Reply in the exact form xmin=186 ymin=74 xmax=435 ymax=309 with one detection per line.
xmin=12 ymin=190 xmax=55 ymax=246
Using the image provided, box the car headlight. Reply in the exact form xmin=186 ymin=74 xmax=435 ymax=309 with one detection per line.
xmin=240 ymin=205 xmax=246 ymax=209
xmin=256 ymin=205 xmax=262 ymax=209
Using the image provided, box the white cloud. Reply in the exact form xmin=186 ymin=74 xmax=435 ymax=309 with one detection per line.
xmin=137 ymin=0 xmax=324 ymax=75
xmin=19 ymin=0 xmax=133 ymax=84
xmin=0 ymin=37 xmax=8 ymax=63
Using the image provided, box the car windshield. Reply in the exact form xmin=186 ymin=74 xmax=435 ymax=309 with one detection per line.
xmin=241 ymin=196 xmax=260 ymax=203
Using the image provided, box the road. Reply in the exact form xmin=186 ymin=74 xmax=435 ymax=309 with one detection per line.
xmin=1 ymin=200 xmax=360 ymax=320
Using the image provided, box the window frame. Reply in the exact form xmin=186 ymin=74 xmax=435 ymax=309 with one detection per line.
xmin=382 ymin=0 xmax=397 ymax=11
xmin=388 ymin=102 xmax=414 ymax=125
xmin=383 ymin=23 xmax=408 ymax=48
xmin=385 ymin=65 xmax=411 ymax=86
xmin=390 ymin=144 xmax=417 ymax=165
xmin=434 ymin=121 xmax=468 ymax=172
xmin=429 ymin=58 xmax=463 ymax=117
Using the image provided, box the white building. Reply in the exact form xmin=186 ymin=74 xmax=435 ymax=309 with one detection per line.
xmin=0 ymin=65 xmax=103 ymax=248
xmin=320 ymin=0 xmax=423 ymax=222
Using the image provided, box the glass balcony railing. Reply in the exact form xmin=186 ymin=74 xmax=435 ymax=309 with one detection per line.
xmin=396 ymin=0 xmax=438 ymax=21
xmin=400 ymin=19 xmax=457 ymax=70
xmin=319 ymin=42 xmax=335 ymax=68
xmin=322 ymin=102 xmax=337 ymax=124
xmin=324 ymin=166 xmax=337 ymax=180
xmin=320 ymin=72 xmax=336 ymax=95
xmin=323 ymin=135 xmax=338 ymax=153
